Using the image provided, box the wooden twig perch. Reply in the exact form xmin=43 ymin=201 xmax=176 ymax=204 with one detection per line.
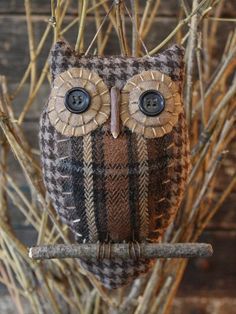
xmin=29 ymin=243 xmax=213 ymax=261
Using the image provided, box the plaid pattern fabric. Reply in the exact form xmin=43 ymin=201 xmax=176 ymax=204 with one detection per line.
xmin=39 ymin=40 xmax=190 ymax=289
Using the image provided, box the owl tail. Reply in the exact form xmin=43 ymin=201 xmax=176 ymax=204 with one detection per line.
xmin=80 ymin=258 xmax=152 ymax=289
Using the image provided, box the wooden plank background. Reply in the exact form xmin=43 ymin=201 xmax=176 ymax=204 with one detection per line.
xmin=0 ymin=1 xmax=235 ymax=313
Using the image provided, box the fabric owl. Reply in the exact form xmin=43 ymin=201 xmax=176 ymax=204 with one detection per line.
xmin=39 ymin=40 xmax=190 ymax=289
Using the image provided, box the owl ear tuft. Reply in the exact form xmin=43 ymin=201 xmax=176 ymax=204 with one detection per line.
xmin=164 ymin=44 xmax=185 ymax=69
xmin=49 ymin=39 xmax=76 ymax=83
xmin=152 ymin=44 xmax=185 ymax=85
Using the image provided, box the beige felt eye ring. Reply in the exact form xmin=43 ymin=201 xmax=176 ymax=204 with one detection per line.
xmin=47 ymin=67 xmax=110 ymax=137
xmin=120 ymin=70 xmax=183 ymax=138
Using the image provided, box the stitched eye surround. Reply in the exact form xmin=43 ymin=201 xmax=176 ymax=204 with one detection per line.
xmin=120 ymin=70 xmax=183 ymax=138
xmin=47 ymin=68 xmax=110 ymax=137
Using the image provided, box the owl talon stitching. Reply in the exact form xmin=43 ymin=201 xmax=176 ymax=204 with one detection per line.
xmin=96 ymin=241 xmax=112 ymax=260
xmin=128 ymin=241 xmax=141 ymax=260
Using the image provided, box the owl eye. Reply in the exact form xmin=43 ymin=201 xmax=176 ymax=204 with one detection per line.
xmin=47 ymin=68 xmax=110 ymax=137
xmin=65 ymin=87 xmax=91 ymax=114
xmin=138 ymin=90 xmax=165 ymax=117
xmin=121 ymin=70 xmax=183 ymax=138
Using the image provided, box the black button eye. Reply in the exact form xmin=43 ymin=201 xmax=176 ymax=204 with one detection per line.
xmin=65 ymin=87 xmax=90 ymax=114
xmin=139 ymin=90 xmax=165 ymax=116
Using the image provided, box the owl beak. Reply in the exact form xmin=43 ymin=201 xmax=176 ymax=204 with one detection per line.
xmin=110 ymin=87 xmax=120 ymax=139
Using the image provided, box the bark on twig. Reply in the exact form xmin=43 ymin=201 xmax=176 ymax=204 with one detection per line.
xmin=29 ymin=243 xmax=213 ymax=260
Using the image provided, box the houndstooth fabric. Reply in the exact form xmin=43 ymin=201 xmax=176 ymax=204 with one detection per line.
xmin=50 ymin=40 xmax=184 ymax=89
xmin=80 ymin=258 xmax=151 ymax=289
xmin=39 ymin=40 xmax=190 ymax=289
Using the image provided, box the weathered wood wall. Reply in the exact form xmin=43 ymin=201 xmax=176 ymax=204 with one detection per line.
xmin=0 ymin=1 xmax=235 ymax=313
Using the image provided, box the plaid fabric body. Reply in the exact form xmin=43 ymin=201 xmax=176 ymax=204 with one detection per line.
xmin=39 ymin=40 xmax=190 ymax=288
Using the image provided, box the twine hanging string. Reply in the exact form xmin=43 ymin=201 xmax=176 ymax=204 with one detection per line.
xmin=85 ymin=1 xmax=115 ymax=55
xmin=123 ymin=2 xmax=150 ymax=57
xmin=85 ymin=0 xmax=150 ymax=57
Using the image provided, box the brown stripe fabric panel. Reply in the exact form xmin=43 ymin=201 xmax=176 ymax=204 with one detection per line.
xmin=126 ymin=129 xmax=140 ymax=241
xmin=91 ymin=128 xmax=108 ymax=242
xmin=103 ymin=133 xmax=131 ymax=241
xmin=83 ymin=134 xmax=98 ymax=242
xmin=136 ymin=134 xmax=149 ymax=240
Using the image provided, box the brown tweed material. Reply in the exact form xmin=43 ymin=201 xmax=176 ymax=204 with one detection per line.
xmin=126 ymin=131 xmax=140 ymax=240
xmin=103 ymin=133 xmax=131 ymax=241
xmin=91 ymin=129 xmax=108 ymax=240
xmin=39 ymin=39 xmax=190 ymax=289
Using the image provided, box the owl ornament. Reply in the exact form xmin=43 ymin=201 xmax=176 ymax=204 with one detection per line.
xmin=39 ymin=40 xmax=190 ymax=289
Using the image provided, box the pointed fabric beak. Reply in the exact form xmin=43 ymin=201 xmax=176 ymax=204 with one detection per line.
xmin=110 ymin=87 xmax=120 ymax=139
